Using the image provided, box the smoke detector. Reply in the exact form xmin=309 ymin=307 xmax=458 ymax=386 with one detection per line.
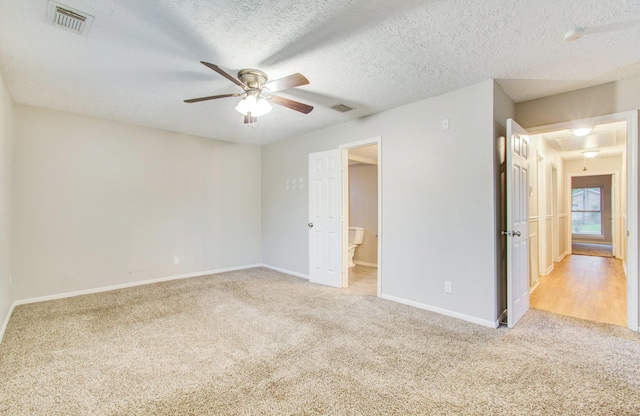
xmin=46 ymin=1 xmax=94 ymax=35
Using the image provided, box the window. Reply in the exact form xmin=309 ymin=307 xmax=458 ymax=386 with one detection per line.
xmin=571 ymin=187 xmax=602 ymax=235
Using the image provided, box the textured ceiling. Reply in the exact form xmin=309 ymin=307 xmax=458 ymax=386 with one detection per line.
xmin=0 ymin=0 xmax=639 ymax=145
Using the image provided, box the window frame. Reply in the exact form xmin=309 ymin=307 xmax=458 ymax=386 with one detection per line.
xmin=571 ymin=186 xmax=604 ymax=238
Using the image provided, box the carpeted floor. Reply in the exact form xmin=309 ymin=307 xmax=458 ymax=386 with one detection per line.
xmin=572 ymin=242 xmax=614 ymax=257
xmin=1 ymin=267 xmax=639 ymax=415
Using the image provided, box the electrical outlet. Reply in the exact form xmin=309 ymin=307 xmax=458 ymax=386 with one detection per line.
xmin=444 ymin=281 xmax=452 ymax=293
xmin=442 ymin=118 xmax=450 ymax=130
xmin=174 ymin=257 xmax=179 ymax=265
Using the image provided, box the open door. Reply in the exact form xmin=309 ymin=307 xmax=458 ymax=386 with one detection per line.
xmin=506 ymin=119 xmax=530 ymax=327
xmin=308 ymin=149 xmax=342 ymax=287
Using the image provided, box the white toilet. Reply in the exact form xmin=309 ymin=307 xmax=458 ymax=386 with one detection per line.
xmin=348 ymin=226 xmax=365 ymax=268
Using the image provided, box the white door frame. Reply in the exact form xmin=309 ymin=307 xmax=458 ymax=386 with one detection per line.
xmin=537 ymin=151 xmax=546 ymax=275
xmin=551 ymin=164 xmax=559 ymax=262
xmin=339 ymin=136 xmax=382 ymax=296
xmin=526 ymin=111 xmax=639 ymax=332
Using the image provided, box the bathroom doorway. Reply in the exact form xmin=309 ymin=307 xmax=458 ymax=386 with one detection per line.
xmin=340 ymin=138 xmax=381 ymax=295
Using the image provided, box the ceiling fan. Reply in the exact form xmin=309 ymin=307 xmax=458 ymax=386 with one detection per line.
xmin=184 ymin=61 xmax=314 ymax=126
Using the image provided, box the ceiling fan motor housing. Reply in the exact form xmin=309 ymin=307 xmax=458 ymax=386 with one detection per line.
xmin=238 ymin=69 xmax=268 ymax=89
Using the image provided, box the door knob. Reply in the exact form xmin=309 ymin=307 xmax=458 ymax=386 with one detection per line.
xmin=308 ymin=222 xmax=314 ymax=229
xmin=513 ymin=231 xmax=521 ymax=237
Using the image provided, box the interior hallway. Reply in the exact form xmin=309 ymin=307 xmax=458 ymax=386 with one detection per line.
xmin=530 ymin=254 xmax=626 ymax=326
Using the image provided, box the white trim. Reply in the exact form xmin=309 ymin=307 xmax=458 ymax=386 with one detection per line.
xmin=0 ymin=302 xmax=17 ymax=343
xmin=354 ymin=260 xmax=378 ymax=267
xmin=545 ymin=264 xmax=554 ymax=275
xmin=14 ymin=264 xmax=262 ymax=306
xmin=558 ymin=250 xmax=569 ymax=261
xmin=261 ymin=264 xmax=309 ymax=279
xmin=626 ymin=111 xmax=639 ymax=331
xmin=380 ymin=294 xmax=498 ymax=328
xmin=529 ymin=280 xmax=540 ymax=294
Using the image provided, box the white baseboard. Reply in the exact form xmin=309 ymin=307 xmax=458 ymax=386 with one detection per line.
xmin=558 ymin=251 xmax=569 ymax=261
xmin=260 ymin=264 xmax=309 ymax=280
xmin=545 ymin=264 xmax=554 ymax=275
xmin=530 ymin=280 xmax=540 ymax=294
xmin=379 ymin=294 xmax=497 ymax=329
xmin=354 ymin=260 xmax=378 ymax=267
xmin=0 ymin=302 xmax=16 ymax=344
xmin=14 ymin=264 xmax=263 ymax=307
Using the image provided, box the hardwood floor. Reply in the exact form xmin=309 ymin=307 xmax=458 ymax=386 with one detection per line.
xmin=344 ymin=264 xmax=377 ymax=295
xmin=530 ymin=254 xmax=626 ymax=326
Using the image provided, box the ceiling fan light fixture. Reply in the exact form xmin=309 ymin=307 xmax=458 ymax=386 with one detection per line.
xmin=582 ymin=150 xmax=600 ymax=158
xmin=572 ymin=127 xmax=593 ymax=137
xmin=235 ymin=95 xmax=272 ymax=118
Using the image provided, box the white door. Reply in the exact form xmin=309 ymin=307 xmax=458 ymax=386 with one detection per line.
xmin=506 ymin=119 xmax=530 ymax=328
xmin=308 ymin=149 xmax=342 ymax=287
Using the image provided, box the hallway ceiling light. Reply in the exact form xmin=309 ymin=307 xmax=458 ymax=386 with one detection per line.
xmin=582 ymin=150 xmax=600 ymax=158
xmin=572 ymin=127 xmax=593 ymax=137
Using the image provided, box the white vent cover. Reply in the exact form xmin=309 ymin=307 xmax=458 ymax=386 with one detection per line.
xmin=46 ymin=1 xmax=94 ymax=35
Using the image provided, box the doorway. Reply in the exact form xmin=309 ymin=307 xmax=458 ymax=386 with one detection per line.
xmin=344 ymin=144 xmax=379 ymax=295
xmin=523 ymin=113 xmax=636 ymax=330
xmin=341 ymin=137 xmax=381 ymax=296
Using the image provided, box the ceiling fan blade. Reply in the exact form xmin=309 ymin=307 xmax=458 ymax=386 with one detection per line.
xmin=200 ymin=61 xmax=249 ymax=90
xmin=264 ymin=73 xmax=309 ymax=93
xmin=270 ymin=95 xmax=314 ymax=114
xmin=183 ymin=93 xmax=241 ymax=103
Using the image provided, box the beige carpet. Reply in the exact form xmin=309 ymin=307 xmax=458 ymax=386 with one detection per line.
xmin=572 ymin=242 xmax=614 ymax=257
xmin=1 ymin=268 xmax=640 ymax=415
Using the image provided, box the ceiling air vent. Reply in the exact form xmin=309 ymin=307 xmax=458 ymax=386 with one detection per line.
xmin=47 ymin=1 xmax=94 ymax=35
xmin=330 ymin=103 xmax=355 ymax=113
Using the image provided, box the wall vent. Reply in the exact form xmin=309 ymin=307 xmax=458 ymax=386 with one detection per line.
xmin=47 ymin=1 xmax=94 ymax=35
xmin=330 ymin=103 xmax=355 ymax=113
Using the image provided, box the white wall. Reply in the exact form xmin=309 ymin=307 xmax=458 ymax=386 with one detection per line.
xmin=263 ymin=80 xmax=500 ymax=325
xmin=13 ymin=106 xmax=262 ymax=300
xmin=349 ymin=164 xmax=378 ymax=265
xmin=0 ymin=67 xmax=14 ymax=338
xmin=516 ymin=76 xmax=640 ymax=128
xmin=528 ymin=135 xmax=565 ymax=278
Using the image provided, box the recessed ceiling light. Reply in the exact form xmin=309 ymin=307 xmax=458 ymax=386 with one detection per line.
xmin=582 ymin=150 xmax=599 ymax=158
xmin=572 ymin=127 xmax=593 ymax=137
